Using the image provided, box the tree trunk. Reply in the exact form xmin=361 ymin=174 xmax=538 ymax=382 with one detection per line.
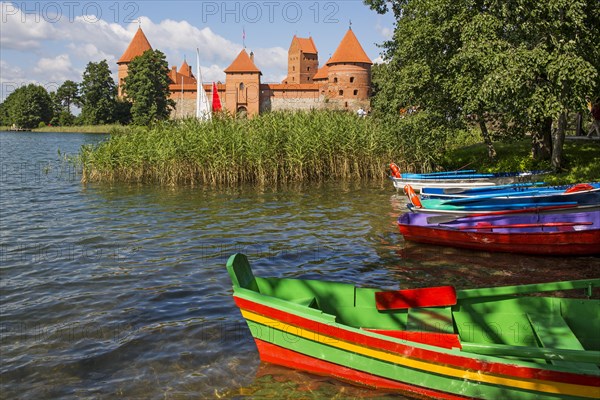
xmin=551 ymin=112 xmax=567 ymax=171
xmin=531 ymin=117 xmax=552 ymax=160
xmin=478 ymin=118 xmax=496 ymax=160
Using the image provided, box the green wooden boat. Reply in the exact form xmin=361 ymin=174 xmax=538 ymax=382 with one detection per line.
xmin=227 ymin=254 xmax=600 ymax=399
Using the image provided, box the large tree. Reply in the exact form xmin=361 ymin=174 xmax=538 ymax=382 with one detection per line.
xmin=56 ymin=80 xmax=80 ymax=113
xmin=366 ymin=0 xmax=600 ymax=170
xmin=1 ymin=84 xmax=53 ymax=128
xmin=79 ymin=60 xmax=117 ymax=125
xmin=122 ymin=49 xmax=174 ymax=125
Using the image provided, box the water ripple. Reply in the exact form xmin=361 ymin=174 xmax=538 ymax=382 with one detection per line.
xmin=1 ymin=132 xmax=598 ymax=399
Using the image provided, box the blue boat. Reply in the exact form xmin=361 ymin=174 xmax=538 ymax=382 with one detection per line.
xmin=421 ymin=183 xmax=600 ymax=200
xmin=389 ymin=163 xmax=548 ymax=192
xmin=404 ymin=184 xmax=600 ymax=214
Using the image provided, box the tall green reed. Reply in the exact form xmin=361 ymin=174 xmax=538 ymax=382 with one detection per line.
xmin=79 ymin=111 xmax=445 ymax=185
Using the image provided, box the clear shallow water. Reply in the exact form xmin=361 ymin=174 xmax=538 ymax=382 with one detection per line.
xmin=1 ymin=131 xmax=598 ymax=399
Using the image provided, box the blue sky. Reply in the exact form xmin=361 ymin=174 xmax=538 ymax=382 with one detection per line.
xmin=0 ymin=1 xmax=394 ymax=100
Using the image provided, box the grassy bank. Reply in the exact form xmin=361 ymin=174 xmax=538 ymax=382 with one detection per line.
xmin=34 ymin=125 xmax=119 ymax=133
xmin=442 ymin=140 xmax=600 ymax=183
xmin=1 ymin=125 xmax=118 ymax=133
xmin=80 ymin=111 xmax=423 ymax=185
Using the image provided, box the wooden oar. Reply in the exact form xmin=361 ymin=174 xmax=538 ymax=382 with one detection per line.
xmin=448 ymin=221 xmax=593 ymax=230
xmin=425 ymin=204 xmax=578 ymax=224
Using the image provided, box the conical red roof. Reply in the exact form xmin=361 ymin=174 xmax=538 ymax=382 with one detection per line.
xmin=327 ymin=29 xmax=372 ymax=65
xmin=224 ymin=49 xmax=261 ymax=73
xmin=118 ymin=27 xmax=152 ymax=64
xmin=178 ymin=60 xmax=192 ymax=77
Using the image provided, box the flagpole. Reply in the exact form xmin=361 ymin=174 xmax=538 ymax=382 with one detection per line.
xmin=196 ymin=49 xmax=201 ymax=119
xmin=196 ymin=48 xmax=212 ymax=121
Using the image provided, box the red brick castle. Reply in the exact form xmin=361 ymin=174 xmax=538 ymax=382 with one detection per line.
xmin=117 ymin=27 xmax=373 ymax=117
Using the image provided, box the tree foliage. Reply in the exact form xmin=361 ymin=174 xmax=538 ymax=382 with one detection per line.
xmin=79 ymin=60 xmax=117 ymax=125
xmin=365 ymin=0 xmax=600 ymax=170
xmin=0 ymin=84 xmax=53 ymax=128
xmin=56 ymin=80 xmax=80 ymax=113
xmin=122 ymin=49 xmax=174 ymax=125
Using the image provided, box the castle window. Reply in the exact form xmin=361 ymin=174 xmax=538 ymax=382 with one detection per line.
xmin=307 ymin=67 xmax=310 ymax=71
xmin=293 ymin=66 xmax=295 ymax=71
xmin=333 ymin=77 xmax=338 ymax=83
xmin=239 ymin=83 xmax=245 ymax=90
xmin=307 ymin=77 xmax=310 ymax=81
xmin=354 ymin=90 xmax=358 ymax=96
xmin=339 ymin=90 xmax=344 ymax=96
xmin=350 ymin=77 xmax=355 ymax=83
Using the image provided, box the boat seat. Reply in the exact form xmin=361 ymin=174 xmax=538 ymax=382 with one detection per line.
xmin=527 ymin=313 xmax=598 ymax=371
xmin=407 ymin=307 xmax=455 ymax=334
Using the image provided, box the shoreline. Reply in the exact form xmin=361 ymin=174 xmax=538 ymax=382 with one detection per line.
xmin=1 ymin=125 xmax=116 ymax=134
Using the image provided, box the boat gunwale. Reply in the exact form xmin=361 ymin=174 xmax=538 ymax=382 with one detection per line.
xmin=232 ymin=290 xmax=600 ymax=384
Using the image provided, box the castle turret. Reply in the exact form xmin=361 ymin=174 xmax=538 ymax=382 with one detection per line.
xmin=326 ymin=29 xmax=372 ymax=104
xmin=224 ymin=49 xmax=262 ymax=117
xmin=117 ymin=27 xmax=152 ymax=97
xmin=283 ymin=35 xmax=319 ymax=84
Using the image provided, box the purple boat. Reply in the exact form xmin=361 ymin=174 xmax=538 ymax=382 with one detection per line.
xmin=398 ymin=210 xmax=600 ymax=256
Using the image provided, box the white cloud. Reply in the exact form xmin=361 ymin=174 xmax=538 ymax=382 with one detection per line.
xmin=372 ymin=55 xmax=386 ymax=64
xmin=67 ymin=43 xmax=116 ymax=64
xmin=198 ymin=64 xmax=226 ymax=83
xmin=33 ymin=54 xmax=80 ymax=84
xmin=0 ymin=60 xmax=57 ymax=101
xmin=375 ymin=22 xmax=393 ymax=40
xmin=0 ymin=4 xmax=288 ymax=91
xmin=252 ymin=47 xmax=287 ymax=71
xmin=0 ymin=2 xmax=57 ymax=49
xmin=137 ymin=17 xmax=242 ymax=64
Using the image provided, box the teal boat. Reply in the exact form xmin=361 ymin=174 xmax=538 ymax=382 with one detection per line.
xmin=227 ymin=254 xmax=600 ymax=399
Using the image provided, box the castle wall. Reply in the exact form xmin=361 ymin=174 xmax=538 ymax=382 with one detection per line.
xmin=169 ymin=86 xmax=227 ymax=119
xmin=225 ymin=72 xmax=261 ymax=117
xmin=326 ymin=63 xmax=372 ymax=101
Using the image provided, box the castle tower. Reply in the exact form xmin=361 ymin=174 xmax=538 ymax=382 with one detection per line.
xmin=283 ymin=36 xmax=319 ymax=84
xmin=224 ymin=50 xmax=261 ymax=117
xmin=326 ymin=29 xmax=372 ymax=105
xmin=178 ymin=59 xmax=193 ymax=77
xmin=117 ymin=27 xmax=153 ymax=97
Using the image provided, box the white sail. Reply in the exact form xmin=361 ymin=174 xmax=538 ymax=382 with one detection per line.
xmin=196 ymin=48 xmax=212 ymax=121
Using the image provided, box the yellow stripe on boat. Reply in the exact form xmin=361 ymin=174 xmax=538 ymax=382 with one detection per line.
xmin=241 ymin=309 xmax=599 ymax=398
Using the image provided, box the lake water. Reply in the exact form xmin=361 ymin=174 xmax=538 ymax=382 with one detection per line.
xmin=1 ymin=131 xmax=598 ymax=399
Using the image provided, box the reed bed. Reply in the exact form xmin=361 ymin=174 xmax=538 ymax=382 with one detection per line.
xmin=79 ymin=111 xmax=433 ymax=186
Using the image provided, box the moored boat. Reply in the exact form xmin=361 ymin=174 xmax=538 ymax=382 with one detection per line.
xmin=404 ymin=183 xmax=600 ymax=214
xmin=421 ymin=182 xmax=600 ymax=200
xmin=227 ymin=253 xmax=600 ymax=399
xmin=389 ymin=163 xmax=547 ymax=192
xmin=397 ymin=209 xmax=600 ymax=255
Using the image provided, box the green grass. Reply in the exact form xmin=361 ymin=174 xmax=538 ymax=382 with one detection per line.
xmin=442 ymin=139 xmax=600 ymax=183
xmin=33 ymin=125 xmax=119 ymax=133
xmin=80 ymin=111 xmax=428 ymax=185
